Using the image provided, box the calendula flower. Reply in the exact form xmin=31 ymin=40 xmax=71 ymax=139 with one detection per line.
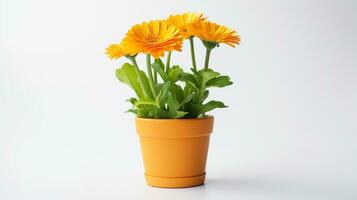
xmin=106 ymin=44 xmax=126 ymax=59
xmin=187 ymin=21 xmax=240 ymax=48
xmin=121 ymin=20 xmax=183 ymax=58
xmin=167 ymin=12 xmax=206 ymax=38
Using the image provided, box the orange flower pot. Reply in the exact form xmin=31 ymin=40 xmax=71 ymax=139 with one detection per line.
xmin=135 ymin=116 xmax=214 ymax=188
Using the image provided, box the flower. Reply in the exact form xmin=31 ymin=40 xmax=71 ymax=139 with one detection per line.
xmin=187 ymin=21 xmax=240 ymax=48
xmin=121 ymin=20 xmax=183 ymax=58
xmin=167 ymin=12 xmax=206 ymax=38
xmin=106 ymin=44 xmax=126 ymax=59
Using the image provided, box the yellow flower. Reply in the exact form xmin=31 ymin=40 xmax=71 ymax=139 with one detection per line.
xmin=121 ymin=20 xmax=183 ymax=58
xmin=106 ymin=44 xmax=126 ymax=59
xmin=167 ymin=12 xmax=206 ymax=38
xmin=187 ymin=21 xmax=240 ymax=48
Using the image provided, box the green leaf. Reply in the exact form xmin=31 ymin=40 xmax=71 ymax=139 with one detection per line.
xmin=191 ymin=68 xmax=199 ymax=76
xmin=166 ymin=95 xmax=187 ymax=118
xmin=116 ymin=63 xmax=145 ymax=98
xmin=199 ymin=100 xmax=227 ymax=113
xmin=182 ymin=83 xmax=200 ymax=104
xmin=126 ymin=97 xmax=137 ymax=105
xmin=152 ymin=60 xmax=167 ymax=81
xmin=176 ymin=111 xmax=188 ymax=118
xmin=156 ymin=58 xmax=165 ymax=70
xmin=168 ymin=65 xmax=184 ymax=82
xmin=206 ymin=75 xmax=233 ymax=88
xmin=183 ymin=85 xmax=192 ymax=97
xmin=201 ymin=70 xmax=220 ymax=85
xmin=156 ymin=81 xmax=171 ymax=108
xmin=135 ymin=104 xmax=160 ymax=118
xmin=169 ymin=83 xmax=184 ymax=103
xmin=186 ymin=100 xmax=227 ymax=117
xmin=126 ymin=109 xmax=137 ymax=114
xmin=139 ymin=70 xmax=154 ymax=99
xmin=180 ymin=94 xmax=193 ymax=107
xmin=186 ymin=81 xmax=199 ymax=93
xmin=180 ymin=73 xmax=200 ymax=87
xmin=134 ymin=99 xmax=157 ymax=107
xmin=166 ymin=95 xmax=180 ymax=117
xmin=199 ymin=90 xmax=209 ymax=103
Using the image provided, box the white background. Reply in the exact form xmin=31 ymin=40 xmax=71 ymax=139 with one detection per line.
xmin=1 ymin=0 xmax=357 ymax=199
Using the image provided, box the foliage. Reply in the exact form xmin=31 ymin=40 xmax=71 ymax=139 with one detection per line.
xmin=116 ymin=62 xmax=232 ymax=118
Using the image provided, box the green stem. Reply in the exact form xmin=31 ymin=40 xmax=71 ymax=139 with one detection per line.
xmin=129 ymin=56 xmax=149 ymax=98
xmin=153 ymin=69 xmax=157 ymax=84
xmin=146 ymin=54 xmax=157 ymax=97
xmin=166 ymin=51 xmax=171 ymax=73
xmin=204 ymin=48 xmax=212 ymax=71
xmin=189 ymin=37 xmax=197 ymax=70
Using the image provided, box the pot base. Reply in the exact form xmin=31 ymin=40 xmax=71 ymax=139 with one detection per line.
xmin=145 ymin=172 xmax=206 ymax=188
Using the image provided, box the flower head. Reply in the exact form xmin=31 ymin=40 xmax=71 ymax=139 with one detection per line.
xmin=187 ymin=21 xmax=240 ymax=48
xmin=167 ymin=12 xmax=206 ymax=38
xmin=120 ymin=20 xmax=183 ymax=58
xmin=106 ymin=44 xmax=126 ymax=59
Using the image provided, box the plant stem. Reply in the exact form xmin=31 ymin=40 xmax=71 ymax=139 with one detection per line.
xmin=129 ymin=56 xmax=149 ymax=98
xmin=166 ymin=51 xmax=171 ymax=73
xmin=153 ymin=69 xmax=157 ymax=84
xmin=146 ymin=54 xmax=157 ymax=98
xmin=204 ymin=48 xmax=212 ymax=71
xmin=189 ymin=37 xmax=197 ymax=70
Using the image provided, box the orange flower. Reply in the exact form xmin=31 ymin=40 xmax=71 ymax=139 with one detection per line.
xmin=121 ymin=20 xmax=183 ymax=58
xmin=106 ymin=44 xmax=126 ymax=59
xmin=187 ymin=21 xmax=240 ymax=47
xmin=167 ymin=12 xmax=206 ymax=38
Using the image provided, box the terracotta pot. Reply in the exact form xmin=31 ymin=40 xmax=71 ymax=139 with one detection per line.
xmin=135 ymin=116 xmax=214 ymax=188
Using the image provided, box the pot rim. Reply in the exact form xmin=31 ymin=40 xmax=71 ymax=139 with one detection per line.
xmin=136 ymin=115 xmax=213 ymax=122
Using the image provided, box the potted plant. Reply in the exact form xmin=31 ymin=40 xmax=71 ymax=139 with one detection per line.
xmin=106 ymin=12 xmax=240 ymax=188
